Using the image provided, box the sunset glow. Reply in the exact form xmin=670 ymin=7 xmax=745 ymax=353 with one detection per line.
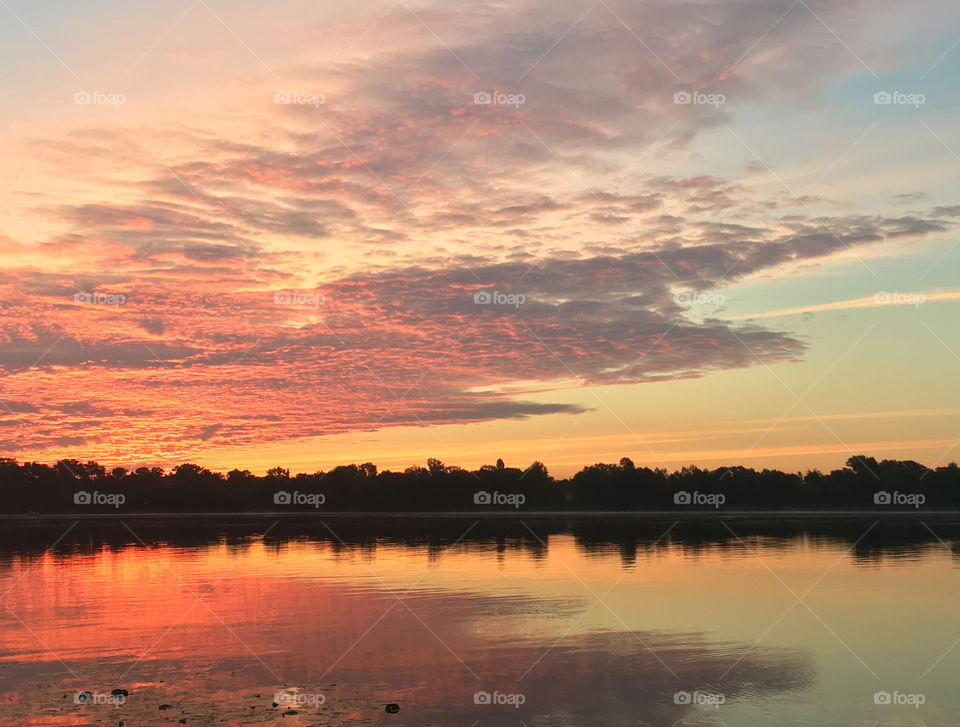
xmin=1 ymin=0 xmax=959 ymax=474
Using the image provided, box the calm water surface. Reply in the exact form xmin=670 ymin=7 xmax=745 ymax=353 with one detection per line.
xmin=0 ymin=517 xmax=957 ymax=726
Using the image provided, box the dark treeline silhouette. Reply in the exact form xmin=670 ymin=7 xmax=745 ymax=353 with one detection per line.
xmin=1 ymin=454 xmax=958 ymax=514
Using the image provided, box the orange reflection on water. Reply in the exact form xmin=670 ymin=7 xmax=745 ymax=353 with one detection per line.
xmin=0 ymin=527 xmax=957 ymax=726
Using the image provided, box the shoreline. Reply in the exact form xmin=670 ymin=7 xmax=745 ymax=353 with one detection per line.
xmin=2 ymin=509 xmax=958 ymax=520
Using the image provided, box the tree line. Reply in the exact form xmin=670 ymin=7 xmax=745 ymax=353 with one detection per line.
xmin=1 ymin=454 xmax=957 ymax=514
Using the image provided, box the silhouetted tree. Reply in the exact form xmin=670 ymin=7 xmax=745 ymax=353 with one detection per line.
xmin=427 ymin=458 xmax=445 ymax=477
xmin=1 ymin=453 xmax=956 ymax=514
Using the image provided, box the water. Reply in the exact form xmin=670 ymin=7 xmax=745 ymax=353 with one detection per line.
xmin=0 ymin=516 xmax=957 ymax=725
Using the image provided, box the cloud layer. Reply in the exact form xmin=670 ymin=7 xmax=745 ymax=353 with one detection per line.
xmin=0 ymin=0 xmax=957 ymax=462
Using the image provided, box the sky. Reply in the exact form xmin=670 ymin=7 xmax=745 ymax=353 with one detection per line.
xmin=0 ymin=0 xmax=958 ymax=476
